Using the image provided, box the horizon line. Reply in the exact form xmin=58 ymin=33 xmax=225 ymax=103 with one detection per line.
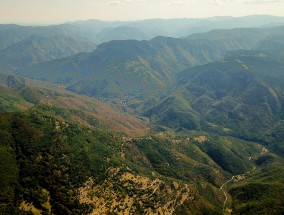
xmin=1 ymin=14 xmax=284 ymax=26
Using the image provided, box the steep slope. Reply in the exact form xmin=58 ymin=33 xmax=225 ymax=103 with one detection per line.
xmin=0 ymin=22 xmax=109 ymax=51
xmin=1 ymin=75 xmax=149 ymax=136
xmin=0 ymin=98 xmax=268 ymax=214
xmin=16 ymin=26 xmax=284 ymax=99
xmin=144 ymin=49 xmax=284 ymax=147
xmin=0 ymin=77 xmax=272 ymax=215
xmin=1 ymin=76 xmax=284 ymax=214
xmin=0 ymin=35 xmax=96 ymax=73
xmin=2 ymin=15 xmax=284 ymax=50
xmin=227 ymin=152 xmax=284 ymax=214
xmin=0 ymin=74 xmax=32 ymax=111
xmin=1 ymin=21 xmax=284 ymax=215
xmin=1 ymin=105 xmax=281 ymax=214
xmin=255 ymin=35 xmax=284 ymax=51
xmin=0 ymin=24 xmax=35 ymax=50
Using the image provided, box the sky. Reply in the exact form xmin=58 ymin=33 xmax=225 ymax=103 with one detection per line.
xmin=0 ymin=0 xmax=283 ymax=24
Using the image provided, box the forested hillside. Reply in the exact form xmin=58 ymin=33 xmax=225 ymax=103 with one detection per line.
xmin=1 ymin=18 xmax=284 ymax=214
xmin=15 ymin=26 xmax=284 ymax=99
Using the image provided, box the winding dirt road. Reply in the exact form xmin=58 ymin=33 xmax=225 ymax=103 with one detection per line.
xmin=220 ymin=166 xmax=256 ymax=213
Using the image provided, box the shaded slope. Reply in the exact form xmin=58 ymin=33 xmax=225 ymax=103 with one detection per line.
xmin=0 ymin=78 xmax=267 ymax=215
xmin=0 ymin=35 xmax=96 ymax=72
xmin=0 ymin=108 xmax=267 ymax=214
xmin=145 ymin=50 xmax=284 ymax=146
xmin=1 ymin=74 xmax=284 ymax=215
xmin=228 ymin=153 xmax=284 ymax=214
xmin=16 ymin=26 xmax=284 ymax=98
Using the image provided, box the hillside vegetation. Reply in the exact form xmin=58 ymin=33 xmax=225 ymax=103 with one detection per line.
xmin=16 ymin=26 xmax=284 ymax=99
xmin=1 ymin=21 xmax=284 ymax=214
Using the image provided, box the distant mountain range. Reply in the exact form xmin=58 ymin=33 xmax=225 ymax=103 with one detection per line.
xmin=0 ymin=35 xmax=96 ymax=72
xmin=1 ymin=15 xmax=284 ymax=50
xmin=1 ymin=15 xmax=283 ymax=74
xmin=1 ymin=15 xmax=284 ymax=214
xmin=14 ymin=25 xmax=284 ymax=99
xmin=10 ymin=24 xmax=284 ymax=154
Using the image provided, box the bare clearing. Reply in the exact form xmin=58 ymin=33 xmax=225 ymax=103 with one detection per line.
xmin=194 ymin=136 xmax=208 ymax=143
xmin=79 ymin=168 xmax=195 ymax=215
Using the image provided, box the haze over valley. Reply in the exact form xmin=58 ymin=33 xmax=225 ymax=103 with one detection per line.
xmin=1 ymin=1 xmax=284 ymax=214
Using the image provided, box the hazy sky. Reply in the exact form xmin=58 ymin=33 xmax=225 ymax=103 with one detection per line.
xmin=0 ymin=0 xmax=284 ymax=24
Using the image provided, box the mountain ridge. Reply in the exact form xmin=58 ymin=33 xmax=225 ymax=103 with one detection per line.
xmin=14 ymin=25 xmax=284 ymax=99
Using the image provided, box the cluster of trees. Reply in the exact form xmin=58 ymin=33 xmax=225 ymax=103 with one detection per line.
xmin=0 ymin=111 xmax=123 ymax=214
